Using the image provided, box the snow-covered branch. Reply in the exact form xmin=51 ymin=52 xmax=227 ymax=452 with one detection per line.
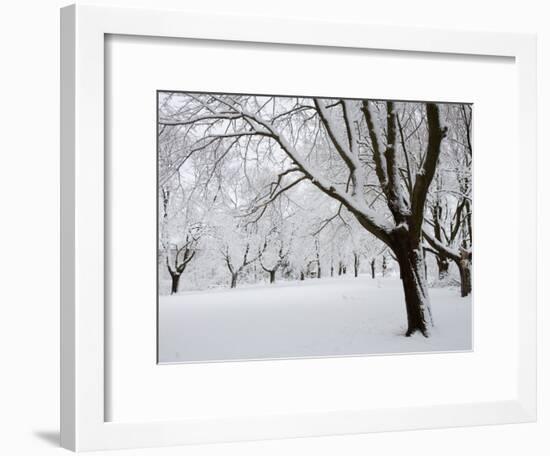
xmin=410 ymin=103 xmax=448 ymax=241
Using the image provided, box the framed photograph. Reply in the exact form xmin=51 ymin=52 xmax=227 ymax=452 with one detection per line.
xmin=156 ymin=91 xmax=474 ymax=363
xmin=61 ymin=4 xmax=537 ymax=451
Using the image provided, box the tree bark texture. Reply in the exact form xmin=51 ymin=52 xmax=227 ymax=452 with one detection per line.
xmin=392 ymin=232 xmax=434 ymax=337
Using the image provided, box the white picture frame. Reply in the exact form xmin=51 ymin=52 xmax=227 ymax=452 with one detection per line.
xmin=60 ymin=4 xmax=537 ymax=451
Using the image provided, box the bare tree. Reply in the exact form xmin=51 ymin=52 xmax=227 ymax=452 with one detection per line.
xmin=222 ymin=242 xmax=263 ymax=288
xmin=353 ymin=252 xmax=361 ymax=278
xmin=166 ymin=226 xmax=201 ymax=294
xmin=423 ymin=105 xmax=472 ymax=296
xmin=259 ymin=235 xmax=289 ymax=284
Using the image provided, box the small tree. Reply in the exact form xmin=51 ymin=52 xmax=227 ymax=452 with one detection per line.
xmin=222 ymin=242 xmax=263 ymax=288
xmin=353 ymin=252 xmax=361 ymax=277
xmin=165 ymin=225 xmax=202 ymax=294
xmin=258 ymin=234 xmax=289 ymax=284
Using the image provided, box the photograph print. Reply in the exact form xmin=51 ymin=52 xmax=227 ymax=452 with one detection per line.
xmin=157 ymin=92 xmax=472 ymax=363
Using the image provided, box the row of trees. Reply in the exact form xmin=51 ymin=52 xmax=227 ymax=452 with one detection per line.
xmin=161 ymin=183 xmax=391 ymax=292
xmin=158 ymin=93 xmax=472 ymax=337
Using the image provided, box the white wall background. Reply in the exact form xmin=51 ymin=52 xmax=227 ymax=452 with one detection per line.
xmin=0 ymin=0 xmax=547 ymax=454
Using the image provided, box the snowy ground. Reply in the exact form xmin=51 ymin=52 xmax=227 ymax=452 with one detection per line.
xmin=158 ymin=276 xmax=472 ymax=363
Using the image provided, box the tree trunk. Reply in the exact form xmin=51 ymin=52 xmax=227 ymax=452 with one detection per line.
xmin=370 ymin=259 xmax=375 ymax=279
xmin=300 ymin=271 xmax=305 ymax=281
xmin=317 ymin=264 xmax=321 ymax=279
xmin=353 ymin=253 xmax=360 ymax=278
xmin=230 ymin=273 xmax=238 ymax=288
xmin=456 ymin=256 xmax=472 ymax=297
xmin=437 ymin=256 xmax=450 ymax=280
xmin=170 ymin=273 xmax=181 ymax=295
xmin=269 ymin=270 xmax=276 ymax=284
xmin=393 ymin=235 xmax=433 ymax=337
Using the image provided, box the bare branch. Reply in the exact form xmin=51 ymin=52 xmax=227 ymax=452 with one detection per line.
xmin=410 ymin=103 xmax=447 ymax=241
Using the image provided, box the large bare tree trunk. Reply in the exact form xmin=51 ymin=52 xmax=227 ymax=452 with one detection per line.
xmin=393 ymin=234 xmax=433 ymax=337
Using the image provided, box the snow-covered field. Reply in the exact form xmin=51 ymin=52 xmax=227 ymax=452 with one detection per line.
xmin=158 ymin=276 xmax=472 ymax=363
